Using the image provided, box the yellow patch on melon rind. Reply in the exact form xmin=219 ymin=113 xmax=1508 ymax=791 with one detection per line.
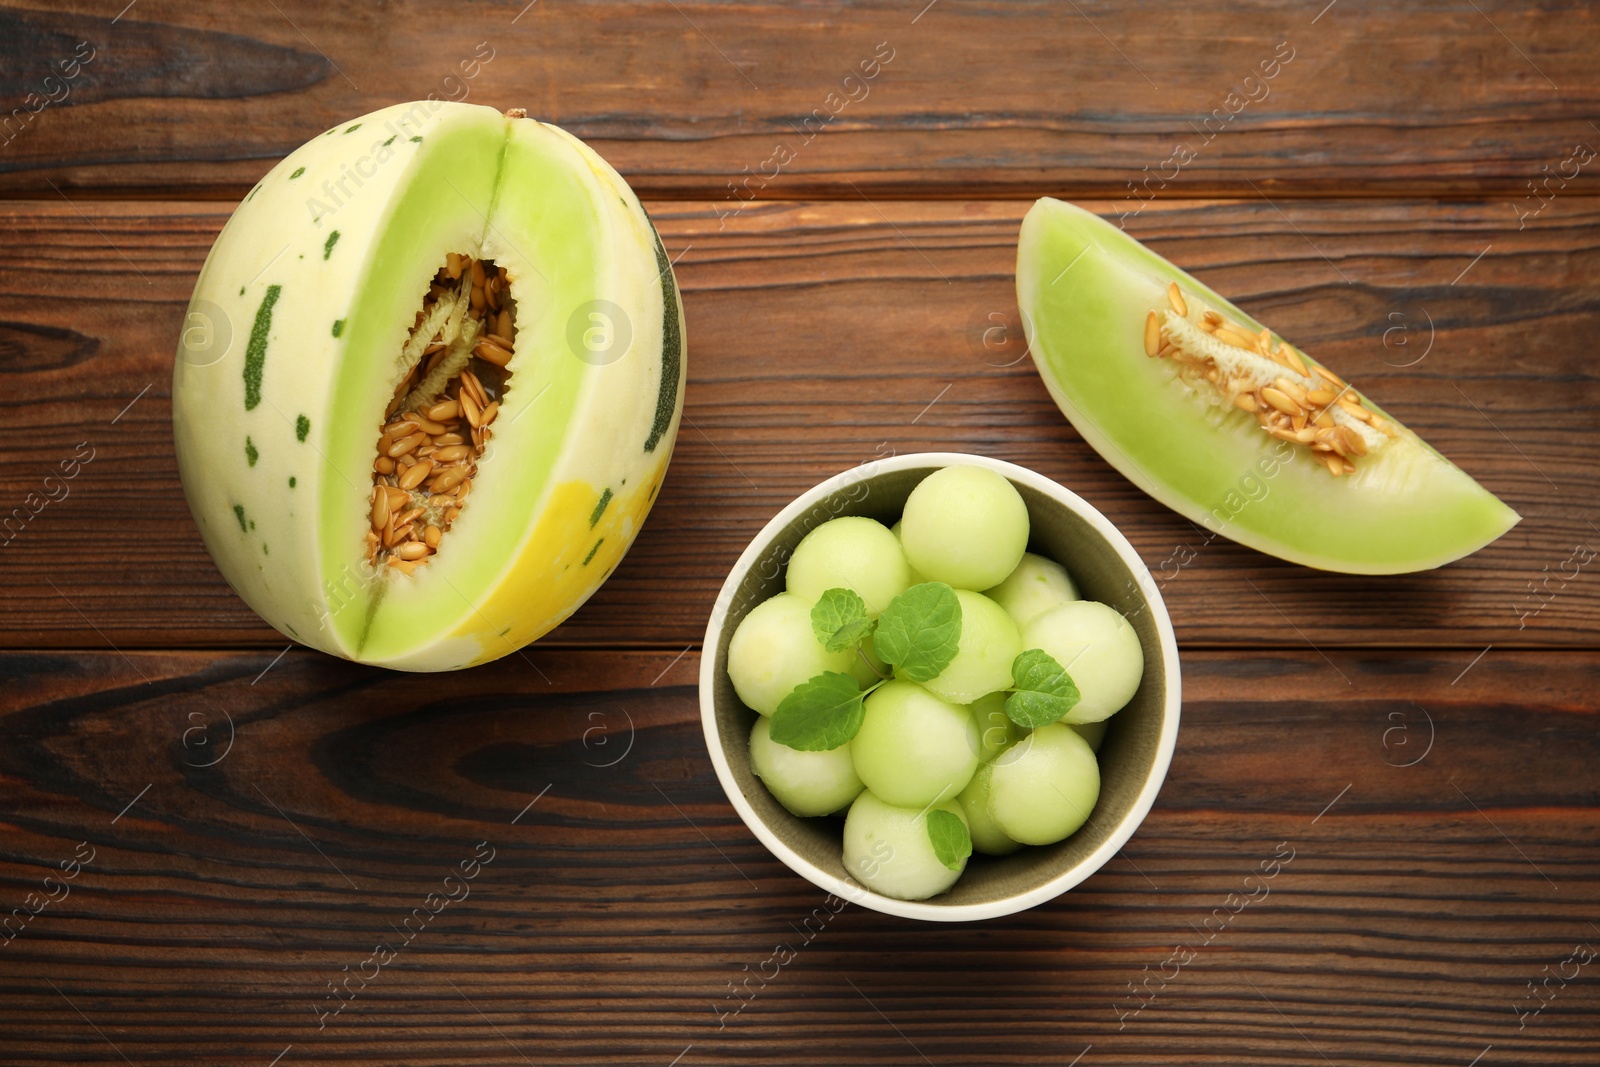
xmin=453 ymin=469 xmax=667 ymax=668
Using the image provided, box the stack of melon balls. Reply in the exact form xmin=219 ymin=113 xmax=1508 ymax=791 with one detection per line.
xmin=726 ymin=465 xmax=1145 ymax=901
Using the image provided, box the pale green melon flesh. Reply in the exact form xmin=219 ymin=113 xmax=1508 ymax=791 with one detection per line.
xmin=326 ymin=120 xmax=610 ymax=662
xmin=1016 ymin=198 xmax=1519 ymax=574
xmin=320 ymin=115 xmax=507 ymax=659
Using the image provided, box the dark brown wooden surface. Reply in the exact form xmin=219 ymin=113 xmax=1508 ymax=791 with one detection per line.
xmin=1 ymin=1 xmax=1597 ymax=1064
xmin=1 ymin=197 xmax=1596 ymax=652
xmin=0 ymin=649 xmax=1596 ymax=1067
xmin=2 ymin=2 xmax=1599 ymax=200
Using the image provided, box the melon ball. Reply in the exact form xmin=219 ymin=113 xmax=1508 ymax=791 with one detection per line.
xmin=889 ymin=520 xmax=926 ymax=584
xmin=727 ymin=593 xmax=855 ymax=716
xmin=917 ymin=590 xmax=1023 ymax=705
xmin=1021 ymin=600 xmax=1144 ymax=723
xmin=988 ymin=724 xmax=1100 ymax=846
xmin=956 ymin=763 xmax=1021 ymax=856
xmin=749 ymin=716 xmax=864 ymax=817
xmin=1072 ymin=719 xmax=1109 ymax=752
xmin=843 ymin=792 xmax=968 ymax=901
xmin=899 ymin=465 xmax=1029 ymax=591
xmin=785 ymin=516 xmax=912 ymax=616
xmin=851 ymin=681 xmax=979 ymax=809
xmin=985 ymin=551 xmax=1079 ymax=629
xmin=969 ymin=692 xmax=1025 ymax=763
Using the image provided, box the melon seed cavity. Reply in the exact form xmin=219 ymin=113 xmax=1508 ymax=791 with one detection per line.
xmin=1143 ymin=282 xmax=1394 ymax=478
xmin=366 ymin=253 xmax=514 ymax=575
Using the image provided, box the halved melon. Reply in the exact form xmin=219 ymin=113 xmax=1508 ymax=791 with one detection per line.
xmin=173 ymin=102 xmax=684 ymax=670
xmin=1016 ymin=197 xmax=1517 ymax=574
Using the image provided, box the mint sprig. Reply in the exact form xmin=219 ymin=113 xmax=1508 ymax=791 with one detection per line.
xmin=1003 ymin=648 xmax=1081 ymax=728
xmin=765 ymin=582 xmax=966 ymax=753
xmin=926 ymin=808 xmax=971 ymax=871
xmin=769 ymin=672 xmax=868 ymax=751
xmin=764 ymin=579 xmax=1084 ymax=751
xmin=874 ymin=582 xmax=962 ymax=683
xmin=811 ymin=588 xmax=874 ymax=653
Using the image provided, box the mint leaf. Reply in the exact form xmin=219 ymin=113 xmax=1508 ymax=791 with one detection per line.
xmin=811 ymin=588 xmax=875 ymax=653
xmin=1004 ymin=648 xmax=1081 ymax=727
xmin=874 ymin=582 xmax=961 ymax=682
xmin=1011 ymin=648 xmax=1081 ymax=700
xmin=926 ymin=809 xmax=971 ymax=871
xmin=769 ymin=672 xmax=866 ymax=751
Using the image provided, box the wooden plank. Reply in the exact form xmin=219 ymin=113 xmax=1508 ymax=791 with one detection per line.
xmin=2 ymin=1 xmax=1599 ymax=199
xmin=0 ymin=648 xmax=1594 ymax=1065
xmin=0 ymin=196 xmax=1594 ymax=651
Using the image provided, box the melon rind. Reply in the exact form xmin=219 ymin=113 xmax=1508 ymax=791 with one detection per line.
xmin=1016 ymin=197 xmax=1518 ymax=575
xmin=173 ymin=102 xmax=684 ymax=670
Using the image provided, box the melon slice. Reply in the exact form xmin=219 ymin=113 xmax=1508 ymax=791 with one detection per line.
xmin=1016 ymin=197 xmax=1517 ymax=574
xmin=173 ymin=102 xmax=684 ymax=670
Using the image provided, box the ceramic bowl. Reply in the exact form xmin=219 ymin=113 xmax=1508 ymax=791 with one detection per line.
xmin=698 ymin=452 xmax=1180 ymax=921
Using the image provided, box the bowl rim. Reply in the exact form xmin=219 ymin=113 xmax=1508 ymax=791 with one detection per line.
xmin=698 ymin=451 xmax=1182 ymax=922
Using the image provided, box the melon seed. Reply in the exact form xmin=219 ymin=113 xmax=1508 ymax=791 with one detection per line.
xmin=1146 ymin=282 xmax=1383 ymax=477
xmin=1166 ymin=282 xmax=1187 ymax=317
xmin=366 ymin=254 xmax=516 ymax=572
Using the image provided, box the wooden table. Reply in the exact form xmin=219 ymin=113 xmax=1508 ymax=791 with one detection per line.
xmin=2 ymin=3 xmax=1596 ymax=1064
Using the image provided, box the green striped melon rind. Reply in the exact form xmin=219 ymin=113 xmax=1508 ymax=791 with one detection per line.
xmin=1016 ymin=197 xmax=1518 ymax=575
xmin=173 ymin=102 xmax=684 ymax=670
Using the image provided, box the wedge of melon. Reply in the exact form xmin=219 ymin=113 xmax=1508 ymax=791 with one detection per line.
xmin=173 ymin=102 xmax=683 ymax=670
xmin=1016 ymin=197 xmax=1517 ymax=574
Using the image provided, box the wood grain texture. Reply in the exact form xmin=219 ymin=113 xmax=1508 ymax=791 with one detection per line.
xmin=4 ymin=4 xmax=1596 ymax=1064
xmin=0 ymin=648 xmax=1594 ymax=1066
xmin=0 ymin=6 xmax=328 ymax=106
xmin=2 ymin=1 xmax=1599 ymax=199
xmin=0 ymin=196 xmax=1594 ymax=651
